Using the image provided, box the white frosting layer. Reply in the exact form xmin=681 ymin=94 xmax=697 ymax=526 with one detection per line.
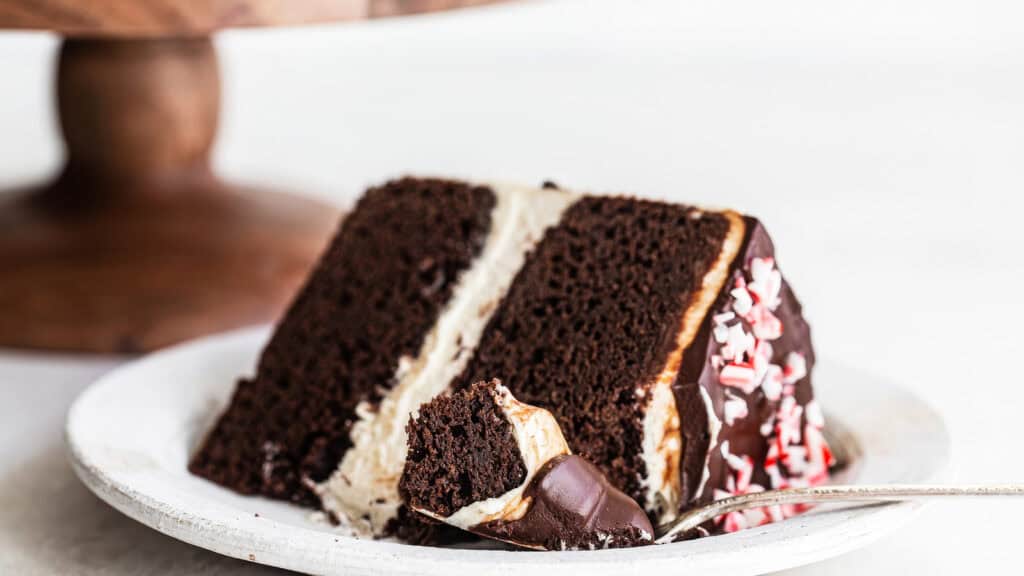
xmin=638 ymin=211 xmax=745 ymax=524
xmin=638 ymin=376 xmax=680 ymax=523
xmin=416 ymin=383 xmax=571 ymax=530
xmin=316 ymin=182 xmax=577 ymax=536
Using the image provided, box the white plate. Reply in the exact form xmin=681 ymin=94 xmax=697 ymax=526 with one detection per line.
xmin=66 ymin=327 xmax=950 ymax=576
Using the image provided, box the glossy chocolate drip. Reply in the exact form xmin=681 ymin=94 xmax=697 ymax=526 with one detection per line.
xmin=471 ymin=455 xmax=653 ymax=550
xmin=675 ymin=217 xmax=818 ymax=511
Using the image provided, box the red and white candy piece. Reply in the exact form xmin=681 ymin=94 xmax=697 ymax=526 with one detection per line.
xmin=748 ymin=257 xmax=783 ymax=310
xmin=720 ymin=364 xmax=758 ymax=394
xmin=764 ymin=441 xmax=785 ymax=488
xmin=723 ymin=391 xmax=749 ymax=425
xmin=774 ymin=396 xmax=804 ymax=447
xmin=783 ymin=352 xmax=808 ymax=385
xmin=730 ymin=282 xmax=753 ymax=316
xmin=721 ymin=323 xmax=755 ymax=362
xmin=805 ymin=399 xmax=825 ymax=429
xmin=761 ymin=364 xmax=783 ymax=402
xmin=712 ymin=311 xmax=736 ymax=325
xmin=747 ymin=304 xmax=783 ymax=340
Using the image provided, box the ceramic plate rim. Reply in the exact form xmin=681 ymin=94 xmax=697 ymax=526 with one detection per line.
xmin=66 ymin=326 xmax=952 ymax=576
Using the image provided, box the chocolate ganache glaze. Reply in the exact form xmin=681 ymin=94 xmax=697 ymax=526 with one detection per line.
xmin=472 ymin=454 xmax=654 ymax=550
xmin=674 ymin=217 xmax=831 ymax=537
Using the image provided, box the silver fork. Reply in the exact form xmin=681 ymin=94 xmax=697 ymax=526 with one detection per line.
xmin=655 ymin=483 xmax=1024 ymax=544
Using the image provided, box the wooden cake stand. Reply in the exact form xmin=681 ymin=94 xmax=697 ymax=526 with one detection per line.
xmin=0 ymin=0 xmax=504 ymax=353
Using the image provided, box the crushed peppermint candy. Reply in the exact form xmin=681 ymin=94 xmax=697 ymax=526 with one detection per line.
xmin=714 ymin=441 xmax=774 ymax=531
xmin=761 ymin=365 xmax=783 ymax=401
xmin=775 ymin=396 xmax=804 ymax=447
xmin=719 ymin=364 xmax=758 ymax=394
xmin=708 ymin=256 xmax=834 ymax=534
xmin=730 ymin=284 xmax=753 ymax=315
xmin=748 ymin=257 xmax=782 ymax=309
xmin=713 ymin=311 xmax=736 ymax=324
xmin=783 ymin=352 xmax=808 ymax=385
xmin=714 ymin=258 xmax=791 ymax=394
xmin=723 ymin=392 xmax=749 ymax=425
xmin=712 ymin=323 xmax=730 ymax=344
xmin=747 ymin=305 xmax=783 ymax=340
xmin=805 ymin=399 xmax=825 ymax=429
xmin=721 ymin=323 xmax=756 ymax=362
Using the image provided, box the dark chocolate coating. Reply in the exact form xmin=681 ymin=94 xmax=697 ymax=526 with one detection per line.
xmin=675 ymin=218 xmax=818 ymax=517
xmin=471 ymin=455 xmax=654 ymax=550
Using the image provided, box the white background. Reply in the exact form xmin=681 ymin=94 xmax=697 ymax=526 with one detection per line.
xmin=1 ymin=0 xmax=1022 ymax=573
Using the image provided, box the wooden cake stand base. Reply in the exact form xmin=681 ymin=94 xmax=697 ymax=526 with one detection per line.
xmin=0 ymin=1 xmax=506 ymax=353
xmin=0 ymin=39 xmax=337 ymax=353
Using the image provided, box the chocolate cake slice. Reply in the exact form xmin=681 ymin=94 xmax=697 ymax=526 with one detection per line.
xmin=190 ymin=177 xmax=575 ymax=534
xmin=188 ymin=178 xmax=499 ymax=505
xmin=190 ymin=176 xmax=833 ymax=543
xmin=400 ymin=380 xmax=653 ymax=550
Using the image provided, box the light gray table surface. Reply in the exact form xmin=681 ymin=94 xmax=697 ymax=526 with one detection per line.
xmin=2 ymin=0 xmax=1022 ymax=573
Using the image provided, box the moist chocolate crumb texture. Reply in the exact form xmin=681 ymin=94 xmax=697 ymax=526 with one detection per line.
xmin=189 ymin=176 xmax=833 ymax=545
xmin=401 ymin=380 xmax=653 ymax=550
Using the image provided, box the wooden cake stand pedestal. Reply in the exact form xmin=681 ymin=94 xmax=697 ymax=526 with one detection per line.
xmin=0 ymin=0 xmax=503 ymax=353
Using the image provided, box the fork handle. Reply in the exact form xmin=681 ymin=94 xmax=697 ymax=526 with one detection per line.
xmin=654 ymin=484 xmax=1024 ymax=544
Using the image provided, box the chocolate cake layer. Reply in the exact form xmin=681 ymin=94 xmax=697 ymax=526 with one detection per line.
xmin=189 ymin=178 xmax=495 ymax=505
xmin=400 ymin=380 xmax=527 ymax=517
xmin=453 ymin=197 xmax=733 ymax=509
